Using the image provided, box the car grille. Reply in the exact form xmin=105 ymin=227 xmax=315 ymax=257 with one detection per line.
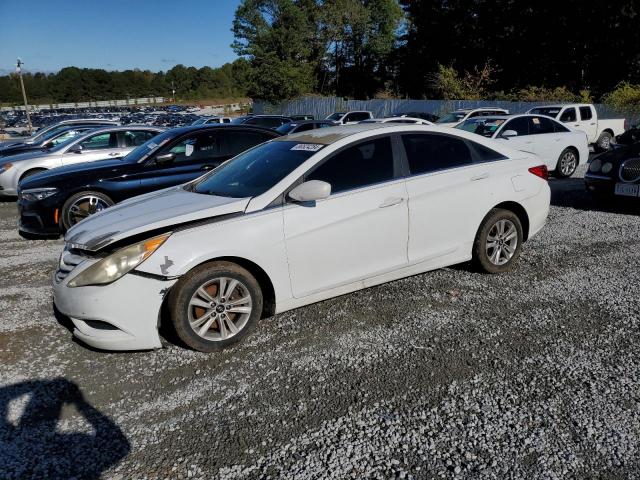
xmin=55 ymin=249 xmax=87 ymax=283
xmin=620 ymin=158 xmax=640 ymax=183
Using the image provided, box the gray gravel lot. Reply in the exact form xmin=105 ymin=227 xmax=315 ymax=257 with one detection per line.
xmin=1 ymin=165 xmax=639 ymax=479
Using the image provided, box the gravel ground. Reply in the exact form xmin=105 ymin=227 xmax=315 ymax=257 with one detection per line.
xmin=1 ymin=164 xmax=639 ymax=479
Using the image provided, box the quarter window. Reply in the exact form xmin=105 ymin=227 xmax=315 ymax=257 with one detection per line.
xmin=402 ymin=134 xmax=473 ymax=175
xmin=306 ymin=137 xmax=394 ymax=193
xmin=579 ymin=107 xmax=593 ymax=120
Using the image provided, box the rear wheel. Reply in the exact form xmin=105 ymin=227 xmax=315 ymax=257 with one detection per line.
xmin=595 ymin=132 xmax=613 ymax=152
xmin=168 ymin=261 xmax=263 ymax=352
xmin=61 ymin=191 xmax=114 ymax=230
xmin=555 ymin=148 xmax=578 ymax=178
xmin=472 ymin=209 xmax=523 ymax=274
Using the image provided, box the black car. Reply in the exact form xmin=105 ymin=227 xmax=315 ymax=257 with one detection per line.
xmin=0 ymin=125 xmax=97 ymax=158
xmin=275 ymin=120 xmax=335 ymax=135
xmin=231 ymin=115 xmax=293 ymax=129
xmin=18 ymin=125 xmax=281 ymax=237
xmin=391 ymin=112 xmax=440 ymax=123
xmin=585 ymin=142 xmax=640 ymax=200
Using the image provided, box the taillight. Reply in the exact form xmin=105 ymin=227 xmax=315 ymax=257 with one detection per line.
xmin=528 ymin=165 xmax=548 ymax=180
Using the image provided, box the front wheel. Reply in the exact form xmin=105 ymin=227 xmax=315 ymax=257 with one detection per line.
xmin=472 ymin=209 xmax=523 ymax=274
xmin=595 ymin=132 xmax=613 ymax=152
xmin=61 ymin=191 xmax=114 ymax=230
xmin=555 ymin=148 xmax=579 ymax=178
xmin=168 ymin=261 xmax=263 ymax=352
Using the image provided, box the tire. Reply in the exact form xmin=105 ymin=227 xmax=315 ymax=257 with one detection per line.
xmin=595 ymin=131 xmax=613 ymax=152
xmin=555 ymin=148 xmax=579 ymax=178
xmin=168 ymin=261 xmax=263 ymax=352
xmin=20 ymin=168 xmax=47 ymax=181
xmin=472 ymin=208 xmax=523 ymax=274
xmin=60 ymin=191 xmax=114 ymax=230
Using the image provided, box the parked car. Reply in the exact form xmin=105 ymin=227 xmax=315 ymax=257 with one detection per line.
xmin=0 ymin=126 xmax=98 ymax=158
xmin=527 ymin=104 xmax=626 ymax=152
xmin=456 ymin=114 xmax=589 ymax=177
xmin=360 ymin=117 xmax=433 ymax=125
xmin=290 ymin=115 xmax=315 ymax=121
xmin=191 ymin=117 xmax=232 ymax=125
xmin=231 ymin=115 xmax=293 ymax=128
xmin=0 ymin=118 xmax=119 ymax=148
xmin=18 ymin=125 xmax=280 ymax=236
xmin=0 ymin=126 xmax=164 ymax=197
xmin=325 ymin=111 xmax=373 ymax=124
xmin=392 ymin=112 xmax=440 ymax=123
xmin=275 ymin=120 xmax=335 ymax=135
xmin=614 ymin=126 xmax=640 ymax=146
xmin=436 ymin=108 xmax=510 ymax=128
xmin=51 ymin=123 xmax=550 ymax=352
xmin=584 ymin=142 xmax=640 ymax=200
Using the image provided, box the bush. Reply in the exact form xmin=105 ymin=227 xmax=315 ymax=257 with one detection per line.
xmin=602 ymin=82 xmax=640 ymax=113
xmin=512 ymin=86 xmax=578 ymax=102
xmin=429 ymin=62 xmax=498 ymax=100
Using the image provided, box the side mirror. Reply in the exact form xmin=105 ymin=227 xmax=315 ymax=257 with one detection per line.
xmin=501 ymin=130 xmax=518 ymax=138
xmin=288 ymin=180 xmax=331 ymax=203
xmin=68 ymin=144 xmax=83 ymax=153
xmin=155 ymin=153 xmax=175 ymax=165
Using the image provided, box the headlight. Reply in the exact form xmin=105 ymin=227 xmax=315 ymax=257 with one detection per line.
xmin=20 ymin=187 xmax=58 ymax=201
xmin=0 ymin=162 xmax=13 ymax=174
xmin=601 ymin=162 xmax=613 ymax=174
xmin=589 ymin=159 xmax=602 ymax=172
xmin=68 ymin=233 xmax=171 ymax=287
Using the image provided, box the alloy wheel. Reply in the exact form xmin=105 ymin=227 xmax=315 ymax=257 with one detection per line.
xmin=486 ymin=219 xmax=518 ymax=266
xmin=560 ymin=151 xmax=577 ymax=176
xmin=66 ymin=195 xmax=111 ymax=226
xmin=187 ymin=276 xmax=253 ymax=341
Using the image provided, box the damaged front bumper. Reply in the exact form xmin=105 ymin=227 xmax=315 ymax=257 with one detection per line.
xmin=53 ymin=270 xmax=177 ymax=351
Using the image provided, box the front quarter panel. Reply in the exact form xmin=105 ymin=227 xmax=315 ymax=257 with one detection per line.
xmin=136 ymin=207 xmax=293 ymax=308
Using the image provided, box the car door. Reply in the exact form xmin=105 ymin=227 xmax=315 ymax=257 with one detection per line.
xmin=577 ymin=106 xmax=598 ymax=142
xmin=401 ymin=133 xmax=505 ymax=262
xmin=495 ymin=116 xmax=533 ymax=152
xmin=60 ymin=131 xmax=120 ymax=166
xmin=283 ymin=135 xmax=408 ymax=298
xmin=527 ymin=116 xmax=562 ymax=167
xmin=559 ymin=107 xmax=578 ymax=126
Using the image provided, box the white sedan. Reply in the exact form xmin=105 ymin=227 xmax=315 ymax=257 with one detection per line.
xmin=53 ymin=124 xmax=550 ymax=352
xmin=456 ymin=114 xmax=589 ymax=178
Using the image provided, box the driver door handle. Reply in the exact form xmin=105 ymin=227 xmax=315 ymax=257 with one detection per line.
xmin=379 ymin=197 xmax=404 ymax=208
xmin=471 ymin=172 xmax=489 ymax=181
xmin=108 ymin=152 xmax=122 ymax=157
xmin=201 ymin=164 xmax=214 ymax=170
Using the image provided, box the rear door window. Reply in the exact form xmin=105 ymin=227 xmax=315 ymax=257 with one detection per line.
xmin=401 ymin=133 xmax=473 ymax=175
xmin=579 ymin=107 xmax=593 ymax=121
xmin=306 ymin=136 xmax=394 ymax=193
xmin=529 ymin=116 xmax=556 ymax=135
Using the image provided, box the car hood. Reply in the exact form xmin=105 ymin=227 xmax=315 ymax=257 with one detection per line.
xmin=21 ymin=158 xmax=127 ymax=187
xmin=64 ymin=186 xmax=250 ymax=251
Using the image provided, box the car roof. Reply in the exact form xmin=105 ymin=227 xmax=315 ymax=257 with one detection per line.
xmin=161 ymin=123 xmax=282 ymax=136
xmin=273 ymin=123 xmax=400 ymax=144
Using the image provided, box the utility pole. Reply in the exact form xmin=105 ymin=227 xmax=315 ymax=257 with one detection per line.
xmin=171 ymin=81 xmax=176 ymax=103
xmin=16 ymin=58 xmax=33 ymax=134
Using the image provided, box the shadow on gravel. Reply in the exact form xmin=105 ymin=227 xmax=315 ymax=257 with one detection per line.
xmin=0 ymin=378 xmax=130 ymax=479
xmin=550 ymin=177 xmax=640 ymax=216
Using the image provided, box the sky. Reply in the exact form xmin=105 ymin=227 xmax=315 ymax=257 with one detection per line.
xmin=0 ymin=0 xmax=242 ymax=74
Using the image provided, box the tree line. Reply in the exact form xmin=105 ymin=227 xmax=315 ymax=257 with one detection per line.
xmin=1 ymin=0 xmax=639 ymax=108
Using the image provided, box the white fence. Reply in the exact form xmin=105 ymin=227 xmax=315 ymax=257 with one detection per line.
xmin=1 ymin=97 xmax=166 ymax=112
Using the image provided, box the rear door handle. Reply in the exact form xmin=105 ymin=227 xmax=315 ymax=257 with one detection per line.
xmin=471 ymin=172 xmax=489 ymax=181
xmin=379 ymin=197 xmax=404 ymax=208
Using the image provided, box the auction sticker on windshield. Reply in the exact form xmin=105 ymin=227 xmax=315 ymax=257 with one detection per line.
xmin=291 ymin=144 xmax=324 ymax=152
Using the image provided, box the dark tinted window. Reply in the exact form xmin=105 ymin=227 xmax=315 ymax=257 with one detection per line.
xmin=560 ymin=108 xmax=577 ymax=122
xmin=220 ymin=131 xmax=272 ymax=157
xmin=192 ymin=141 xmax=317 ymax=198
xmin=553 ymin=122 xmax=570 ymax=133
xmin=470 ymin=142 xmax=507 ymax=162
xmin=306 ymin=137 xmax=393 ymax=193
xmin=502 ymin=117 xmax=529 ymax=136
xmin=345 ymin=112 xmax=371 ymax=122
xmin=247 ymin=117 xmax=288 ymax=128
xmin=529 ymin=116 xmax=555 ymax=134
xmin=121 ymin=130 xmax=156 ymax=147
xmin=579 ymin=106 xmax=593 ymax=120
xmin=402 ymin=134 xmax=473 ymax=175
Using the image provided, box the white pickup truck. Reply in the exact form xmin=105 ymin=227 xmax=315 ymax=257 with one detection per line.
xmin=527 ymin=103 xmax=626 ymax=151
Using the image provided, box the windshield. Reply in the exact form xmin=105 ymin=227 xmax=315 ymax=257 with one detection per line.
xmin=275 ymin=123 xmax=297 ymax=134
xmin=456 ymin=118 xmax=506 ymax=138
xmin=31 ymin=124 xmax=68 ymax=142
xmin=436 ymin=112 xmax=467 ymax=124
xmin=326 ymin=112 xmax=344 ymax=121
xmin=529 ymin=107 xmax=561 ymax=117
xmin=190 ymin=141 xmax=320 ymax=198
xmin=191 ymin=118 xmax=207 ymax=125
